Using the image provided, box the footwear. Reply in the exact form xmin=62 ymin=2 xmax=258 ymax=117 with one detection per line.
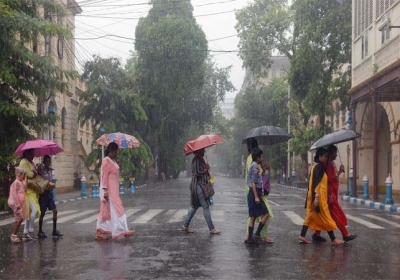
xmin=245 ymin=237 xmax=259 ymax=247
xmin=28 ymin=232 xmax=37 ymax=240
xmin=11 ymin=234 xmax=21 ymax=243
xmin=332 ymin=239 xmax=344 ymax=245
xmin=37 ymin=232 xmax=47 ymax=239
xmin=22 ymin=233 xmax=36 ymax=241
xmin=125 ymin=230 xmax=136 ymax=238
xmin=343 ymin=234 xmax=357 ymax=242
xmin=209 ymin=228 xmax=221 ymax=235
xmin=95 ymin=233 xmax=108 ymax=240
xmin=52 ymin=230 xmax=63 ymax=237
xmin=298 ymin=236 xmax=312 ymax=244
xmin=181 ymin=225 xmax=194 ymax=233
xmin=263 ymin=237 xmax=274 ymax=243
xmin=252 ymin=235 xmax=262 ymax=245
xmin=312 ymin=234 xmax=327 ymax=242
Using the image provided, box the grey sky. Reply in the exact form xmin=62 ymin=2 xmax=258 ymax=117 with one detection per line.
xmin=74 ymin=0 xmax=250 ymax=98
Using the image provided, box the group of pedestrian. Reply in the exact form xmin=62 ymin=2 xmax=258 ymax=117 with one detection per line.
xmin=299 ymin=145 xmax=357 ymax=245
xmin=8 ymin=149 xmax=62 ymax=243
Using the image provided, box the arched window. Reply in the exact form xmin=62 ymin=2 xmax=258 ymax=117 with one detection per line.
xmin=61 ymin=107 xmax=67 ymax=129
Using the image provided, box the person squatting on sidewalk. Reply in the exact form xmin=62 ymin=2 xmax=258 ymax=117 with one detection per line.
xmin=37 ymin=155 xmax=63 ymax=238
xmin=246 ymin=148 xmax=269 ymax=246
xmin=8 ymin=167 xmax=28 ymax=243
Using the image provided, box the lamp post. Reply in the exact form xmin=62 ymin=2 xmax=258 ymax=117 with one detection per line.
xmin=100 ymin=127 xmax=105 ymax=159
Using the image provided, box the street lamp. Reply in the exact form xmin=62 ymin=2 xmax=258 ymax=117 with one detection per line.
xmin=100 ymin=127 xmax=105 ymax=159
xmin=48 ymin=103 xmax=57 ymax=200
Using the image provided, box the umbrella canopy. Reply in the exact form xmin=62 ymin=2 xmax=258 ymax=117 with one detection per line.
xmin=310 ymin=129 xmax=361 ymax=150
xmin=184 ymin=134 xmax=225 ymax=155
xmin=242 ymin=125 xmax=292 ymax=145
xmin=14 ymin=139 xmax=63 ymax=157
xmin=96 ymin=132 xmax=140 ymax=149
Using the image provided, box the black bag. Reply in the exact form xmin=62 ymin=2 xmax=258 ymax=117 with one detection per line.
xmin=201 ymin=182 xmax=215 ymax=199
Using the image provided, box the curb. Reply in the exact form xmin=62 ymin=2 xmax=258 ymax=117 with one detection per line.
xmin=341 ymin=195 xmax=400 ymax=213
xmin=275 ymin=183 xmax=400 ymax=214
xmin=55 ymin=183 xmax=148 ymax=205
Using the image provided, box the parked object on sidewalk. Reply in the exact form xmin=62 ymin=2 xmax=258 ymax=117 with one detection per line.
xmin=183 ymin=134 xmax=225 ymax=155
xmin=14 ymin=139 xmax=63 ymax=157
xmin=310 ymin=129 xmax=360 ymax=150
xmin=242 ymin=125 xmax=291 ymax=146
xmin=96 ymin=132 xmax=140 ymax=149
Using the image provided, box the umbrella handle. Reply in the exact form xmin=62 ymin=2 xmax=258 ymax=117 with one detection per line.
xmin=337 ymin=151 xmax=344 ymax=171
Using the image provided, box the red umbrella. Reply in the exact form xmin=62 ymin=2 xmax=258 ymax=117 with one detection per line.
xmin=14 ymin=139 xmax=63 ymax=157
xmin=184 ymin=134 xmax=225 ymax=155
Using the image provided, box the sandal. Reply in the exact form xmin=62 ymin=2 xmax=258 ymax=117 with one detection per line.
xmin=181 ymin=225 xmax=194 ymax=233
xmin=125 ymin=230 xmax=136 ymax=238
xmin=210 ymin=228 xmax=221 ymax=235
xmin=11 ymin=234 xmax=21 ymax=243
xmin=331 ymin=239 xmax=344 ymax=245
xmin=298 ymin=236 xmax=312 ymax=244
xmin=95 ymin=233 xmax=108 ymax=240
xmin=263 ymin=237 xmax=274 ymax=243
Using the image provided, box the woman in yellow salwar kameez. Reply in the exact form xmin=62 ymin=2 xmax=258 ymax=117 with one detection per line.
xmin=298 ymin=147 xmax=344 ymax=245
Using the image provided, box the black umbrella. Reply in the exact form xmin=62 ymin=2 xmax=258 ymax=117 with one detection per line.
xmin=242 ymin=125 xmax=292 ymax=145
xmin=310 ymin=129 xmax=361 ymax=150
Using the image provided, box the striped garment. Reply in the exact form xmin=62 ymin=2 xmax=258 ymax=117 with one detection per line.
xmin=190 ymin=155 xmax=210 ymax=208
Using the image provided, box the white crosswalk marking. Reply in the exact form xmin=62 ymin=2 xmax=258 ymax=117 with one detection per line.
xmin=346 ymin=214 xmax=385 ymax=229
xmin=0 ymin=210 xmax=78 ymax=227
xmin=362 ymin=214 xmax=400 ymax=228
xmin=51 ymin=210 xmax=97 ymax=224
xmin=282 ymin=211 xmax=304 ymax=225
xmin=167 ymin=209 xmax=188 ymax=223
xmin=75 ymin=208 xmax=141 ymax=224
xmin=132 ymin=209 xmax=163 ymax=224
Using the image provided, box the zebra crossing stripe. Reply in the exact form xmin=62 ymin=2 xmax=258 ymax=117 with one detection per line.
xmin=282 ymin=211 xmax=304 ymax=225
xmin=51 ymin=210 xmax=97 ymax=224
xmin=0 ymin=210 xmax=79 ymax=227
xmin=75 ymin=208 xmax=141 ymax=224
xmin=362 ymin=214 xmax=400 ymax=228
xmin=346 ymin=214 xmax=385 ymax=229
xmin=167 ymin=209 xmax=188 ymax=223
xmin=132 ymin=209 xmax=164 ymax=224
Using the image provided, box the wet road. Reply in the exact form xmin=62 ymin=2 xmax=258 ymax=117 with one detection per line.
xmin=0 ymin=176 xmax=399 ymax=279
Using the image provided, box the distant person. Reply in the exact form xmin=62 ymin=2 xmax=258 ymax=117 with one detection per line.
xmin=37 ymin=155 xmax=63 ymax=238
xmin=182 ymin=148 xmax=221 ymax=234
xmin=8 ymin=167 xmax=27 ymax=243
xmin=19 ymin=149 xmax=41 ymax=240
xmin=95 ymin=142 xmax=136 ymax=240
xmin=298 ymin=147 xmax=343 ymax=245
xmin=246 ymin=147 xmax=269 ymax=246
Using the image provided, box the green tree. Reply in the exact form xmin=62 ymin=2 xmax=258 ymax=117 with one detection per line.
xmin=79 ymin=56 xmax=152 ymax=179
xmin=0 ymin=0 xmax=75 ymax=184
xmin=134 ymin=0 xmax=233 ymax=178
xmin=236 ymin=0 xmax=351 ymax=171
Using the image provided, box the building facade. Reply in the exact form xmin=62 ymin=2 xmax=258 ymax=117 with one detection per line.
xmin=350 ymin=0 xmax=400 ymax=198
xmin=31 ymin=0 xmax=95 ymax=192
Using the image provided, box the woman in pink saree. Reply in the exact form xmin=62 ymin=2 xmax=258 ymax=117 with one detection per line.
xmin=95 ymin=142 xmax=136 ymax=240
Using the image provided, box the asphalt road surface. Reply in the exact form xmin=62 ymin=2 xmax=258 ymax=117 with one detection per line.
xmin=0 ymin=176 xmax=399 ymax=279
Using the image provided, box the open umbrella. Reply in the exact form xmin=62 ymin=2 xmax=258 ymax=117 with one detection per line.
xmin=242 ymin=125 xmax=292 ymax=145
xmin=184 ymin=134 xmax=225 ymax=155
xmin=96 ymin=132 xmax=140 ymax=149
xmin=14 ymin=139 xmax=63 ymax=157
xmin=310 ymin=129 xmax=361 ymax=150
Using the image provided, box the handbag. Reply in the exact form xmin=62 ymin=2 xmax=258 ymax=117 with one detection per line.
xmin=201 ymin=182 xmax=215 ymax=199
xmin=262 ymin=174 xmax=271 ymax=196
xmin=27 ymin=175 xmax=49 ymax=195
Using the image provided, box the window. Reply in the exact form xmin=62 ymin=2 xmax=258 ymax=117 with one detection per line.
xmin=381 ymin=22 xmax=390 ymax=44
xmin=45 ymin=35 xmax=50 ymax=56
xmin=361 ymin=32 xmax=368 ymax=59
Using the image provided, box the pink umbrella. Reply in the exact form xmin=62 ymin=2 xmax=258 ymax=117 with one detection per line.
xmin=14 ymin=139 xmax=63 ymax=157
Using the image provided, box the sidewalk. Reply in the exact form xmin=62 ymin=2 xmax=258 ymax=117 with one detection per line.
xmin=275 ymin=181 xmax=400 ymax=214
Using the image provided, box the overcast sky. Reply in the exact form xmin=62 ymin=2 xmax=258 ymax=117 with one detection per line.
xmin=74 ymin=0 xmax=251 ymax=98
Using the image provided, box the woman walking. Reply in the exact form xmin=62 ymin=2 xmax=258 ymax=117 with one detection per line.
xmin=298 ymin=147 xmax=343 ymax=245
xmin=95 ymin=142 xmax=136 ymax=240
xmin=182 ymin=148 xmax=221 ymax=234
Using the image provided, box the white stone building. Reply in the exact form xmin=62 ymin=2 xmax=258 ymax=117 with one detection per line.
xmin=350 ymin=0 xmax=400 ymax=198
